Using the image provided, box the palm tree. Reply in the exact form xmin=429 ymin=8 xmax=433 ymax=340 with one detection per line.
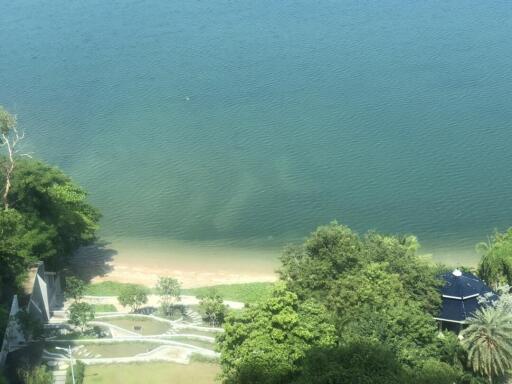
xmin=461 ymin=306 xmax=512 ymax=383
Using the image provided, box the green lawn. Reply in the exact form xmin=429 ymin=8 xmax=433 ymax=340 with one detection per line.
xmin=84 ymin=281 xmax=151 ymax=296
xmin=183 ymin=282 xmax=274 ymax=304
xmin=170 ymin=336 xmax=215 ymax=350
xmin=83 ymin=342 xmax=159 ymax=358
xmin=175 ymin=328 xmax=219 ymax=338
xmin=101 ymin=316 xmax=170 ymax=336
xmin=85 ymin=280 xmax=274 ymax=304
xmin=92 ymin=304 xmax=117 ymax=312
xmin=83 ymin=362 xmax=220 ymax=384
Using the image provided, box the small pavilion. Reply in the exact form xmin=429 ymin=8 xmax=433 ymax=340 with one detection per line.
xmin=435 ymin=269 xmax=493 ymax=331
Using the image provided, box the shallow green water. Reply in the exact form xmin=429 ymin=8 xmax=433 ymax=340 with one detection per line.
xmin=2 ymin=0 xmax=512 ymax=264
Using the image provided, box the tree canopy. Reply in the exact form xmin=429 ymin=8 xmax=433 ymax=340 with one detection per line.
xmin=0 ymin=158 xmax=100 ymax=299
xmin=477 ymin=229 xmax=512 ymax=289
xmin=217 ymin=283 xmax=336 ymax=384
xmin=219 ymin=222 xmax=482 ymax=383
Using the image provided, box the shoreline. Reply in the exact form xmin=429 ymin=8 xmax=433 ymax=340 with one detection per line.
xmin=73 ymin=237 xmax=481 ymax=289
xmin=74 ymin=238 xmax=279 ymax=288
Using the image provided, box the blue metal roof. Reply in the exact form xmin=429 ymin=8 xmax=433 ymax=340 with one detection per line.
xmin=436 ymin=269 xmax=493 ymax=323
xmin=440 ymin=270 xmax=492 ymax=299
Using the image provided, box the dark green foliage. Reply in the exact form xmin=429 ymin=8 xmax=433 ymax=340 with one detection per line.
xmin=0 ymin=299 xmax=8 ymax=336
xmin=198 ymin=290 xmax=228 ymax=326
xmin=64 ymin=276 xmax=86 ymax=302
xmin=329 ymin=263 xmax=438 ymax=365
xmin=363 ymin=232 xmax=444 ymax=314
xmin=117 ymin=285 xmax=149 ymax=312
xmin=218 ymin=284 xmax=336 ymax=384
xmin=0 ymin=158 xmax=100 ymax=300
xmin=218 ymin=222 xmax=476 ymax=383
xmin=279 ymin=222 xmax=442 ymax=315
xmin=279 ymin=222 xmax=363 ymax=299
xmin=477 ymin=228 xmax=512 ymax=288
xmin=17 ymin=365 xmax=53 ymax=384
xmin=8 ymin=159 xmax=101 ymax=269
xmin=0 ymin=209 xmax=54 ymax=299
xmin=409 ymin=359 xmax=461 ymax=384
xmin=66 ymin=360 xmax=85 ymax=384
xmin=16 ymin=310 xmax=44 ymax=340
xmin=294 ymin=342 xmax=409 ymax=384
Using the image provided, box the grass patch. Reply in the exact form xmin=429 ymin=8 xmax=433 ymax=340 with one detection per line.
xmin=170 ymin=336 xmax=215 ymax=350
xmin=92 ymin=304 xmax=117 ymax=312
xmin=190 ymin=353 xmax=220 ymax=364
xmin=100 ymin=316 xmax=170 ymax=336
xmin=84 ymin=281 xmax=151 ymax=296
xmin=81 ymin=342 xmax=159 ymax=358
xmin=83 ymin=362 xmax=220 ymax=384
xmin=183 ymin=282 xmax=274 ymax=305
xmin=175 ymin=328 xmax=219 ymax=338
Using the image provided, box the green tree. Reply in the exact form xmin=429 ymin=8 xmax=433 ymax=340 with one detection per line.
xmin=279 ymin=222 xmax=442 ymax=314
xmin=329 ymin=263 xmax=438 ymax=365
xmin=218 ymin=283 xmax=336 ymax=384
xmin=64 ymin=276 xmax=86 ymax=302
xmin=18 ymin=365 xmax=53 ymax=384
xmin=279 ymin=222 xmax=363 ymax=300
xmin=410 ymin=359 xmax=462 ymax=384
xmin=0 ymin=157 xmax=100 ymax=298
xmin=68 ymin=302 xmax=95 ymax=332
xmin=363 ymin=232 xmax=443 ymax=314
xmin=198 ymin=290 xmax=227 ymax=326
xmin=0 ymin=208 xmax=54 ymax=299
xmin=477 ymin=229 xmax=512 ymax=289
xmin=294 ymin=342 xmax=409 ymax=384
xmin=461 ymin=306 xmax=512 ymax=383
xmin=156 ymin=276 xmax=181 ymax=315
xmin=117 ymin=285 xmax=148 ymax=312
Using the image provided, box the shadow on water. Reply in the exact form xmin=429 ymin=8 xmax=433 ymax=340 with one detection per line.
xmin=68 ymin=240 xmax=117 ymax=283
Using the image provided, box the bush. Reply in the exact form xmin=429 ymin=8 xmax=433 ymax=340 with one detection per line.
xmin=16 ymin=310 xmax=44 ymax=340
xmin=64 ymin=276 xmax=85 ymax=301
xmin=66 ymin=360 xmax=85 ymax=384
xmin=68 ymin=302 xmax=95 ymax=332
xmin=198 ymin=291 xmax=228 ymax=326
xmin=117 ymin=285 xmax=149 ymax=312
xmin=18 ymin=365 xmax=53 ymax=384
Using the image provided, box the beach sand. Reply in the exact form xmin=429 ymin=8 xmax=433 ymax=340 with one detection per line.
xmin=71 ymin=236 xmax=481 ymax=289
xmin=72 ymin=238 xmax=279 ymax=288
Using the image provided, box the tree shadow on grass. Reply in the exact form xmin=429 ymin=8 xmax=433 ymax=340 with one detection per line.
xmin=68 ymin=240 xmax=117 ymax=283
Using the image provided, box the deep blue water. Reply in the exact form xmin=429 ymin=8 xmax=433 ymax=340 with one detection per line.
xmin=2 ymin=0 xmax=512 ymax=261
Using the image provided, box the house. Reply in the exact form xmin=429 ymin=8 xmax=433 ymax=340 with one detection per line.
xmin=435 ymin=268 xmax=493 ymax=331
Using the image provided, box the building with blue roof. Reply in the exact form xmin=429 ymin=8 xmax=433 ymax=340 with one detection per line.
xmin=435 ymin=269 xmax=493 ymax=331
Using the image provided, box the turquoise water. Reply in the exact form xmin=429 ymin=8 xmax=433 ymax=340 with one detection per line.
xmin=2 ymin=0 xmax=512 ymax=263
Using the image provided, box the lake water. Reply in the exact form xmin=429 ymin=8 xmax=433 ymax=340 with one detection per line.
xmin=2 ymin=0 xmax=512 ymax=268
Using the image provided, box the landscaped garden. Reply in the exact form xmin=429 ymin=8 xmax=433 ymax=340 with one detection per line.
xmin=82 ymin=361 xmax=220 ymax=384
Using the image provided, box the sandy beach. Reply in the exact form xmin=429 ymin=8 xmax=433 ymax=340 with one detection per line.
xmin=72 ymin=238 xmax=279 ymax=288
